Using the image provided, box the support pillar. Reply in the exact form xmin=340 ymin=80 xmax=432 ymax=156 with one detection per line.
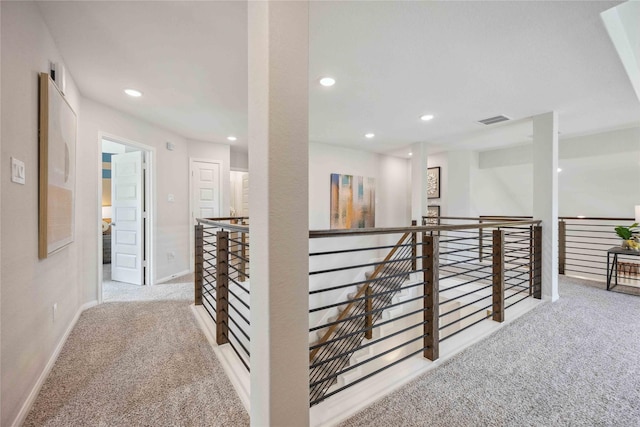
xmin=248 ymin=2 xmax=310 ymax=426
xmin=532 ymin=112 xmax=559 ymax=301
xmin=411 ymin=142 xmax=429 ymax=222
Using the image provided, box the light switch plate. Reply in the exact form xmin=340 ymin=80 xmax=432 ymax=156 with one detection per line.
xmin=11 ymin=157 xmax=25 ymax=185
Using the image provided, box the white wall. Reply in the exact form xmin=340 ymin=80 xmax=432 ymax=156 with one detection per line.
xmin=80 ymin=99 xmax=232 ymax=288
xmin=308 ymin=143 xmax=411 ymax=326
xmin=1 ymin=3 xmax=83 ymax=425
xmin=309 ymin=142 xmax=410 ymax=229
xmin=470 ymin=127 xmax=640 ymax=218
xmin=230 ymin=148 xmax=248 ymax=170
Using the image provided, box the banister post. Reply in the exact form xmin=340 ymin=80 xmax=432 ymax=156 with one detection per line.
xmin=216 ymin=230 xmax=229 ymax=345
xmin=194 ymin=224 xmax=204 ymax=306
xmin=559 ymin=219 xmax=566 ymax=275
xmin=529 ymin=225 xmax=534 ymax=296
xmin=423 ymin=233 xmax=439 ymax=361
xmin=478 ymin=219 xmax=484 ymax=262
xmin=411 ymin=220 xmax=417 ymax=271
xmin=492 ymin=229 xmax=505 ymax=322
xmin=240 ymin=232 xmax=247 ymax=281
xmin=533 ymin=226 xmax=542 ymax=299
xmin=364 ymin=285 xmax=373 ymax=340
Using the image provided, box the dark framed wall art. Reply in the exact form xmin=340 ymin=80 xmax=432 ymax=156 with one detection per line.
xmin=427 ymin=166 xmax=440 ymax=199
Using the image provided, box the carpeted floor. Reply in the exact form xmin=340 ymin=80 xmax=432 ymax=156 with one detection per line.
xmin=24 ymin=289 xmax=248 ymax=426
xmin=24 ymin=276 xmax=640 ymax=426
xmin=102 ymin=265 xmax=194 ymax=302
xmin=339 ymin=276 xmax=640 ymax=427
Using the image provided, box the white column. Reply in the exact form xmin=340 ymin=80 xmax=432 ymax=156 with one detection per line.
xmin=248 ymin=2 xmax=310 ymax=426
xmin=411 ymin=142 xmax=429 ymax=221
xmin=532 ymin=112 xmax=559 ymax=301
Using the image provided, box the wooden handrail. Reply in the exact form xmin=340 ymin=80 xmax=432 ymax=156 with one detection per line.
xmin=309 ymin=232 xmax=411 ymax=361
xmin=559 ymin=216 xmax=634 ymax=221
xmin=309 ymin=220 xmax=541 ymax=238
xmin=198 ymin=218 xmax=250 ymax=232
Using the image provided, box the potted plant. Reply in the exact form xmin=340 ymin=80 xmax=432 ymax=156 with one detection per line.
xmin=615 ymin=223 xmax=640 ymax=250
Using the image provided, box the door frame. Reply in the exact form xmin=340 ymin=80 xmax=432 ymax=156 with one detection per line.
xmin=97 ymin=132 xmax=156 ymax=303
xmin=189 ymin=157 xmax=223 ymax=269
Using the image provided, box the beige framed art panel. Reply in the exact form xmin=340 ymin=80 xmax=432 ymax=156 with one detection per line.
xmin=38 ymin=72 xmax=77 ymax=259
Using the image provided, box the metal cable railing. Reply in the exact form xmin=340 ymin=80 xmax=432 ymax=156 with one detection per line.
xmin=432 ymin=218 xmax=538 ymax=343
xmin=308 ymin=217 xmax=541 ymax=406
xmin=195 ymin=217 xmax=250 ymax=371
xmin=559 ymin=217 xmax=639 ymax=290
xmin=194 ymin=216 xmax=542 ymax=407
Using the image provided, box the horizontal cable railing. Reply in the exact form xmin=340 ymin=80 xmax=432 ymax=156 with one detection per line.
xmin=195 ymin=217 xmax=250 ymax=371
xmin=477 ymin=215 xmax=640 ymax=291
xmin=194 ymin=215 xmax=542 ymax=407
xmin=308 ymin=217 xmax=541 ymax=406
xmin=559 ymin=216 xmax=638 ymax=289
xmin=425 ymin=217 xmax=539 ymax=343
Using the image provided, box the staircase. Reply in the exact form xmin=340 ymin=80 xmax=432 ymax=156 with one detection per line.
xmin=309 ymin=233 xmax=414 ymax=404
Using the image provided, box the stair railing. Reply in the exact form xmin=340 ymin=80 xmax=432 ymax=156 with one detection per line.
xmin=194 ymin=217 xmax=251 ymax=370
xmin=308 ymin=231 xmax=411 ymax=362
xmin=308 ymin=218 xmax=541 ymax=406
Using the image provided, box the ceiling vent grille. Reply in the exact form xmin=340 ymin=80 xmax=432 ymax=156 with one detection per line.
xmin=478 ymin=115 xmax=511 ymax=125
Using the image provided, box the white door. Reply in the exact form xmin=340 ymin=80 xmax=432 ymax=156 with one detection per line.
xmin=111 ymin=151 xmax=144 ymax=285
xmin=192 ymin=161 xmax=221 ymax=220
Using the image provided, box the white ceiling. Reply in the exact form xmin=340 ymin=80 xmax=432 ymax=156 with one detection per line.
xmin=37 ymin=1 xmax=640 ymax=157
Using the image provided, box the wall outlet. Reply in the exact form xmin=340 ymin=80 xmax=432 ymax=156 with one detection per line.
xmin=167 ymin=193 xmax=175 ymax=202
xmin=167 ymin=251 xmax=175 ymax=261
xmin=53 ymin=303 xmax=58 ymax=322
xmin=11 ymin=157 xmax=26 ymax=185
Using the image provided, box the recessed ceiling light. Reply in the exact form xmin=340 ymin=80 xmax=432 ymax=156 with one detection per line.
xmin=408 ymin=152 xmax=413 ymax=156
xmin=227 ymin=136 xmax=237 ymax=142
xmin=577 ymin=215 xmax=586 ymax=219
xmin=319 ymin=77 xmax=336 ymax=87
xmin=124 ymin=89 xmax=142 ymax=97
xmin=420 ymin=114 xmax=434 ymax=121
xmin=365 ymin=133 xmax=375 ymax=139
xmin=557 ymin=168 xmax=562 ymax=172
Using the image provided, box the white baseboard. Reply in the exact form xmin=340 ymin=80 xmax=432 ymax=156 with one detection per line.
xmin=11 ymin=300 xmax=98 ymax=427
xmin=190 ymin=304 xmax=250 ymax=411
xmin=155 ymin=269 xmax=191 ymax=285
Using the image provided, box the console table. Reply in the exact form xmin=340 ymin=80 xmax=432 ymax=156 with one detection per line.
xmin=606 ymin=247 xmax=640 ymax=291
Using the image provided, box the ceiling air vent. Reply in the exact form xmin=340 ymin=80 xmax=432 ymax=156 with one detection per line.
xmin=477 ymin=115 xmax=511 ymax=125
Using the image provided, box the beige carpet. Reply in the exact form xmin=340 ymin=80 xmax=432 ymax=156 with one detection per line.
xmin=24 ymin=300 xmax=249 ymax=426
xmin=339 ymin=276 xmax=640 ymax=426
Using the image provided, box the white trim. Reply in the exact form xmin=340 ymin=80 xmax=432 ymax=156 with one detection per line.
xmin=189 ymin=158 xmax=224 ymax=267
xmin=155 ymin=269 xmax=191 ymax=285
xmin=10 ymin=300 xmax=98 ymax=427
xmin=191 ymin=305 xmax=250 ymax=411
xmin=97 ymin=133 xmax=156 ymax=301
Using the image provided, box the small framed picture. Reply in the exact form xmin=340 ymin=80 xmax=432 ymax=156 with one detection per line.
xmin=427 ymin=167 xmax=440 ymax=199
xmin=426 ymin=205 xmax=440 ymax=225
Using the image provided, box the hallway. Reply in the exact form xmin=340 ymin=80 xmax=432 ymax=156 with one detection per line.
xmin=23 ymin=277 xmax=640 ymax=426
xmin=24 ymin=280 xmax=248 ymax=426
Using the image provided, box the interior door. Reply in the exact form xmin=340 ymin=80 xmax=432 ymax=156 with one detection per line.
xmin=111 ymin=151 xmax=144 ymax=285
xmin=192 ymin=161 xmax=221 ymax=221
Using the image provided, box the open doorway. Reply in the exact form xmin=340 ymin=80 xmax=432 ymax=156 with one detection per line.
xmin=99 ymin=135 xmax=154 ymax=302
xmin=230 ymin=170 xmax=249 ymax=218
